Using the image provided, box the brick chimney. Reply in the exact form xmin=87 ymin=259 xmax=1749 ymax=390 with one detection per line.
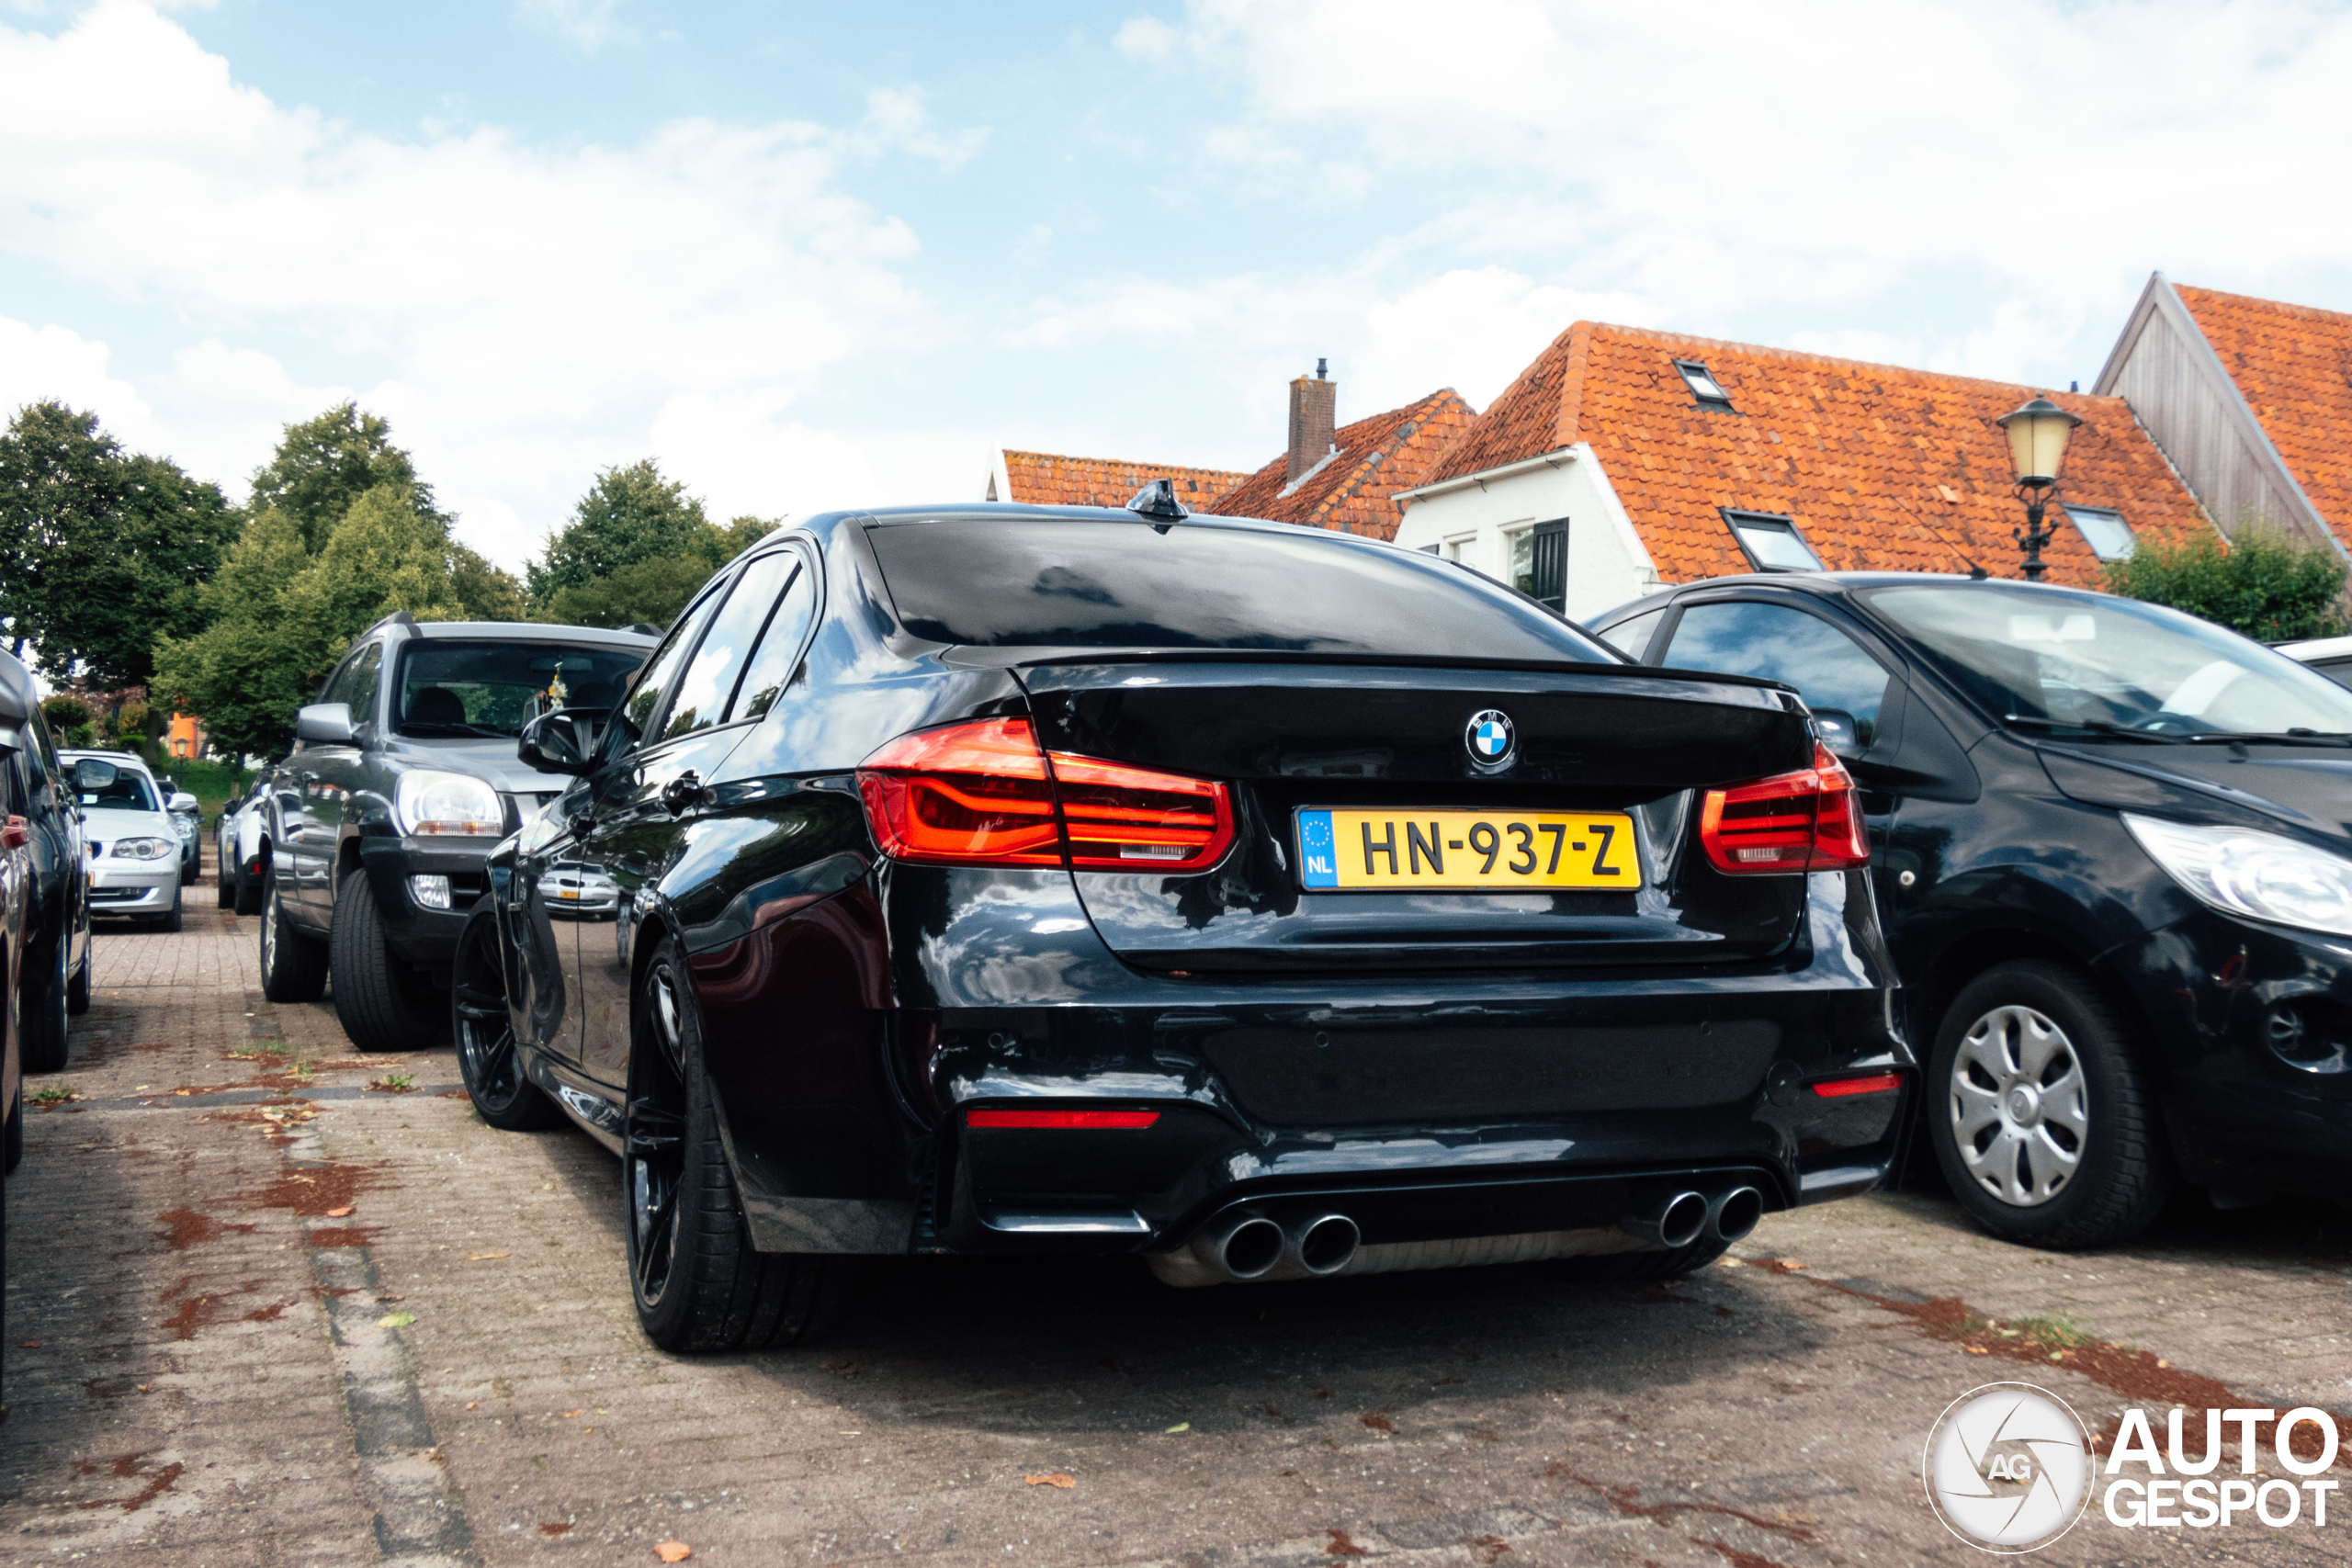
xmin=1286 ymin=358 xmax=1336 ymax=484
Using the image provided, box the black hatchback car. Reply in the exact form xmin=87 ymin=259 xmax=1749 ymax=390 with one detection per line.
xmin=457 ymin=499 xmax=1906 ymax=1350
xmin=1591 ymin=573 xmax=2352 ymax=1249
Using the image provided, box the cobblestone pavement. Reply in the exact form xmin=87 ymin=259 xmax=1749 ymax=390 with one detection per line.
xmin=2 ymin=880 xmax=2346 ymax=1567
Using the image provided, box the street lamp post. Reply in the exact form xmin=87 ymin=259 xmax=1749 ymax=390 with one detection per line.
xmin=1996 ymin=396 xmax=2084 ymax=581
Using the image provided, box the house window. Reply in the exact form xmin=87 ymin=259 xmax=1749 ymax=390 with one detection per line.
xmin=1676 ymin=359 xmax=1733 ymax=407
xmin=1723 ymin=510 xmax=1822 ymax=572
xmin=1442 ymin=534 xmax=1475 ymax=564
xmin=2066 ymin=505 xmax=2135 ymax=560
xmin=1508 ymin=519 xmax=1567 ymax=611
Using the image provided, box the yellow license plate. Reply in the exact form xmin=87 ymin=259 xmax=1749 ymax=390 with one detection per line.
xmin=1296 ymin=808 xmax=1639 ymax=890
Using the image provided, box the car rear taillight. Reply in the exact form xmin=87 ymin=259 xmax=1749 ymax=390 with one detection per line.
xmin=858 ymin=717 xmax=1236 ymax=872
xmin=857 ymin=717 xmax=1062 ymax=866
xmin=1697 ymin=741 xmax=1868 ymax=874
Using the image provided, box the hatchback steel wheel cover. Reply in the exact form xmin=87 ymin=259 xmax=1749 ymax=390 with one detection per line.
xmin=1949 ymin=1003 xmax=2088 ymax=1208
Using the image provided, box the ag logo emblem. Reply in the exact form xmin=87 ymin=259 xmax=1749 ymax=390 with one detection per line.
xmin=1923 ymin=1382 xmax=2093 ymax=1553
xmin=1465 ymin=709 xmax=1516 ymax=773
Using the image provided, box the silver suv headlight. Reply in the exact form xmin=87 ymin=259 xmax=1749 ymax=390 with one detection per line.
xmin=110 ymin=836 xmax=175 ymax=860
xmin=2124 ymin=813 xmax=2352 ymax=938
xmin=394 ymin=771 xmax=504 ymax=837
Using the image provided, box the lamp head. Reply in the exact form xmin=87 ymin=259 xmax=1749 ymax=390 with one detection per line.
xmin=1997 ymin=396 xmax=2083 ymax=488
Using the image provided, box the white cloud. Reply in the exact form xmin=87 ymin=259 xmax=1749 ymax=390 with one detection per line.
xmin=0 ymin=1 xmax=973 ymax=564
xmin=0 ymin=316 xmax=154 ymax=436
xmin=1124 ymin=0 xmax=2352 ymax=378
xmin=1112 ymin=16 xmax=1178 ymax=61
xmin=514 ymin=0 xmax=635 ymax=52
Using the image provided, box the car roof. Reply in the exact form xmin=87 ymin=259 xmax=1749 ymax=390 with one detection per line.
xmin=59 ymin=748 xmax=154 ymax=771
xmin=402 ymin=621 xmax=659 ymax=647
xmin=2277 ymin=634 xmax=2352 ymax=660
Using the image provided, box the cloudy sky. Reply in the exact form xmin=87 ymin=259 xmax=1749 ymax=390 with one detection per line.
xmin=5 ymin=0 xmax=2351 ymax=570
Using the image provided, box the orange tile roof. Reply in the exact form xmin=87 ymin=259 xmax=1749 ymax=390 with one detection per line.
xmin=1420 ymin=321 xmax=2213 ymax=586
xmin=1206 ymin=389 xmax=1476 ymax=540
xmin=2174 ymin=283 xmax=2352 ymax=540
xmin=999 ymin=450 xmax=1250 ymax=512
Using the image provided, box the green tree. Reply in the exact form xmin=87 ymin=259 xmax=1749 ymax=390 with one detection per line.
xmin=536 ymin=513 xmax=780 ymax=629
xmin=2105 ymin=525 xmax=2350 ymax=643
xmin=153 ymin=485 xmax=523 ymax=761
xmin=0 ymin=401 xmax=235 ymax=684
xmin=249 ymin=402 xmax=446 ymax=551
xmin=526 ymin=459 xmax=711 ymax=609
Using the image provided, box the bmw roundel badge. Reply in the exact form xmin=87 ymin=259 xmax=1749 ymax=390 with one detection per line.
xmin=1465 ymin=708 xmax=1516 ymax=772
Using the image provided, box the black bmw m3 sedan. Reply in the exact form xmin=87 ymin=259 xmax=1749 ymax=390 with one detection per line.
xmin=456 ymin=493 xmax=1908 ymax=1350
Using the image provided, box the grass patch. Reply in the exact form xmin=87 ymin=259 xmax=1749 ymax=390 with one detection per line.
xmin=2000 ymin=1314 xmax=2095 ymax=1350
xmin=28 ymin=1084 xmax=74 ymax=1107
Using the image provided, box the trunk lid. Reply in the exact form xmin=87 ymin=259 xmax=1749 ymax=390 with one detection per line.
xmin=1017 ymin=654 xmax=1818 ymax=973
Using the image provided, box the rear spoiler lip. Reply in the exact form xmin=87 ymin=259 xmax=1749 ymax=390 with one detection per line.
xmin=977 ymin=645 xmax=1796 ymax=697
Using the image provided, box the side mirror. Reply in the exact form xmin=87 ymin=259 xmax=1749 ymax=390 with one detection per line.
xmin=518 ymin=709 xmax=596 ymax=776
xmin=297 ymin=703 xmax=356 ymax=744
xmin=73 ymin=758 xmax=120 ymax=790
xmin=170 ymin=792 xmax=200 ymax=815
xmin=1811 ymin=708 xmax=1864 ymax=760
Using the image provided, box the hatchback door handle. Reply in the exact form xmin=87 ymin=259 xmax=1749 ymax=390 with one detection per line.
xmin=661 ymin=771 xmax=704 ymax=816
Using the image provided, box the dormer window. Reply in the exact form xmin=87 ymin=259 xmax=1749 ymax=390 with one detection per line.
xmin=2064 ymin=504 xmax=2135 ymax=560
xmin=1723 ymin=510 xmax=1821 ymax=572
xmin=1677 ymin=359 xmax=1733 ymax=408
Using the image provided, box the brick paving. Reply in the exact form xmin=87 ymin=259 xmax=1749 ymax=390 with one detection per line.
xmin=2 ymin=871 xmax=2346 ymax=1566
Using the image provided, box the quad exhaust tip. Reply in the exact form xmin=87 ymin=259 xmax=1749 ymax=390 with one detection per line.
xmin=1294 ymin=1213 xmax=1361 ymax=1276
xmin=1709 ymin=1185 xmax=1764 ymax=1244
xmin=1204 ymin=1213 xmax=1286 ymax=1280
xmin=1627 ymin=1190 xmax=1709 ymax=1250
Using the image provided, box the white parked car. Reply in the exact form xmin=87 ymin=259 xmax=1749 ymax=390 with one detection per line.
xmin=2275 ymin=633 xmax=2352 ymax=691
xmin=215 ymin=778 xmax=267 ymax=915
xmin=60 ymin=750 xmax=186 ymax=932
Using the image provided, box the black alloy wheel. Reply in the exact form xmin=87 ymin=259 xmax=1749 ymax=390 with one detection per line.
xmin=622 ymin=935 xmax=847 ymax=1352
xmin=451 ymin=909 xmax=560 ymax=1131
xmin=330 ymin=868 xmax=442 ymax=1053
xmin=19 ymin=936 xmax=69 ymax=1074
xmin=258 ymin=865 xmax=328 ymax=1003
xmin=1927 ymin=959 xmax=2170 ymax=1250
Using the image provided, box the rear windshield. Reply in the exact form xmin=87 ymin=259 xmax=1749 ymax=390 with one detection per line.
xmin=863 ymin=517 xmax=1611 ymax=660
xmin=395 ymin=640 xmax=650 ymax=739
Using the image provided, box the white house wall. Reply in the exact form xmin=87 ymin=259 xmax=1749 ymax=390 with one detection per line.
xmin=1393 ymin=446 xmax=1665 ymax=624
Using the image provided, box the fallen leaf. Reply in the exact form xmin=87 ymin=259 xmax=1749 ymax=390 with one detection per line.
xmin=20 ymin=1341 xmax=39 ymax=1348
xmin=2156 ymin=1359 xmax=2171 ymax=1370
xmin=1162 ymin=1422 xmax=1190 ymax=1434
xmin=1965 ymin=1346 xmax=1989 ymax=1356
xmin=464 ymin=1401 xmax=480 ymax=1410
xmin=1361 ymin=1413 xmax=1396 ymax=1433
xmin=562 ymin=1408 xmax=583 ymax=1418
xmin=325 ymin=1205 xmax=355 ymax=1218
xmin=377 ymin=1312 xmax=416 ymax=1328
xmin=1024 ymin=1472 xmax=1076 ymax=1488
xmin=466 ymin=1251 xmax=511 ymax=1261
xmin=539 ymin=1522 xmax=572 ymax=1537
xmin=1327 ymin=1529 xmax=1369 ymax=1558
xmin=655 ymin=1543 xmax=693 ymax=1563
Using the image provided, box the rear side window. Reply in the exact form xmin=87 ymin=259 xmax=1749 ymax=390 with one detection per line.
xmin=662 ymin=552 xmax=797 ymax=739
xmin=730 ymin=561 xmax=817 ymax=722
xmin=863 ymin=518 xmax=1609 ymax=660
xmin=1660 ymin=601 xmax=1892 ymax=745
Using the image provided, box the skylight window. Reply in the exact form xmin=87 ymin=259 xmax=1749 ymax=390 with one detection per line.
xmin=2065 ymin=505 xmax=2135 ymax=561
xmin=1724 ymin=510 xmax=1822 ymax=572
xmin=1676 ymin=359 xmax=1733 ymax=407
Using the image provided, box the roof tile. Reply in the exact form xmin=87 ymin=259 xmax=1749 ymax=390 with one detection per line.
xmin=2173 ymin=283 xmax=2352 ymax=540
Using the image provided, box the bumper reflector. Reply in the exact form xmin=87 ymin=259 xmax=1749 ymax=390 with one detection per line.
xmin=1810 ymin=1072 xmax=1903 ymax=1098
xmin=966 ymin=1109 xmax=1161 ymax=1130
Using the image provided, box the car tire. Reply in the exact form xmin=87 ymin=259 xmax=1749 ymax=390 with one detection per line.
xmin=258 ymin=865 xmax=328 ymax=1004
xmin=1928 ymin=960 xmax=2170 ymax=1250
xmin=216 ymin=845 xmax=236 ymax=908
xmin=4 ymin=1082 xmax=22 ymax=1176
xmin=331 ymin=868 xmax=443 ymax=1053
xmin=157 ymin=884 xmax=183 ymax=934
xmin=451 ymin=908 xmax=561 ymax=1131
xmin=233 ymin=857 xmax=264 ymax=917
xmin=65 ymin=941 xmax=90 ymax=1015
xmin=19 ymin=936 xmax=70 ymax=1073
xmin=624 ymin=935 xmax=850 ymax=1352
xmin=181 ymin=852 xmax=198 ymax=887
